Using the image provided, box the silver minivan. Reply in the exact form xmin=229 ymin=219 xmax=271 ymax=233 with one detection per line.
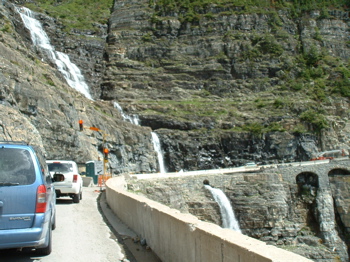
xmin=0 ymin=141 xmax=56 ymax=255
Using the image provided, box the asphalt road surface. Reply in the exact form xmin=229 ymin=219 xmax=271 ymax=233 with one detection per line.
xmin=0 ymin=186 xmax=127 ymax=262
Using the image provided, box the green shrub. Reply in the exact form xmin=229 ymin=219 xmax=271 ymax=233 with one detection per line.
xmin=303 ymin=45 xmax=323 ymax=67
xmin=251 ymin=34 xmax=284 ymax=57
xmin=300 ymin=109 xmax=329 ymax=132
xmin=260 ymin=37 xmax=283 ymax=56
xmin=268 ymin=122 xmax=285 ymax=132
xmin=333 ymin=79 xmax=350 ymax=97
xmin=290 ymin=81 xmax=304 ymax=91
xmin=242 ymin=122 xmax=264 ymax=135
xmin=273 ymin=98 xmax=288 ymax=109
xmin=293 ymin=123 xmax=308 ymax=134
xmin=241 ymin=47 xmax=261 ymax=60
xmin=268 ymin=11 xmax=283 ymax=27
xmin=0 ymin=24 xmax=11 ymax=33
xmin=314 ymin=28 xmax=322 ymax=41
xmin=204 ymin=12 xmax=215 ymax=19
xmin=255 ymin=99 xmax=267 ymax=109
xmin=43 ymin=74 xmax=55 ymax=86
xmin=329 ymin=66 xmax=350 ymax=97
xmin=142 ymin=33 xmax=153 ymax=42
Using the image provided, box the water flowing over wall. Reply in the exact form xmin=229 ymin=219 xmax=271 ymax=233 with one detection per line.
xmin=127 ymin=160 xmax=350 ymax=261
xmin=205 ymin=185 xmax=241 ymax=232
xmin=151 ymin=132 xmax=166 ymax=173
xmin=106 ymin=176 xmax=312 ymax=262
xmin=114 ymin=102 xmax=167 ymax=173
xmin=113 ymin=102 xmax=139 ymax=125
xmin=16 ymin=6 xmax=92 ymax=100
xmin=316 ymin=188 xmax=348 ymax=257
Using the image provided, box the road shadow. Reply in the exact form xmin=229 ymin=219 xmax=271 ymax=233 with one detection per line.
xmin=97 ymin=191 xmax=162 ymax=262
xmin=0 ymin=248 xmax=45 ymax=261
xmin=55 ymin=198 xmax=74 ymax=205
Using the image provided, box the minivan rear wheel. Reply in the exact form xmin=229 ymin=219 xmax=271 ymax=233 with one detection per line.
xmin=52 ymin=210 xmax=56 ymax=230
xmin=36 ymin=222 xmax=52 ymax=256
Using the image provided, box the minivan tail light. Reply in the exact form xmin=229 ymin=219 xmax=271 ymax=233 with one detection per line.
xmin=73 ymin=174 xmax=78 ymax=183
xmin=36 ymin=185 xmax=47 ymax=213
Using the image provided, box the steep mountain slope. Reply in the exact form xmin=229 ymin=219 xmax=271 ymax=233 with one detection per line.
xmin=0 ymin=2 xmax=349 ymax=259
xmin=101 ymin=0 xmax=350 ymax=171
xmin=1 ymin=0 xmax=349 ymax=173
xmin=0 ymin=1 xmax=159 ymax=174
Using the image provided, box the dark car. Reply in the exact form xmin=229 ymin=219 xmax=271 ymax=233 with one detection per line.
xmin=0 ymin=141 xmax=56 ymax=255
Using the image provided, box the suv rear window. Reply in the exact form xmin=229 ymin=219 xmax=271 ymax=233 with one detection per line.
xmin=48 ymin=163 xmax=73 ymax=173
xmin=0 ymin=148 xmax=35 ymax=185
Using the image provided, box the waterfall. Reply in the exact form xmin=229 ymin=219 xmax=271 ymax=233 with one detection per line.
xmin=316 ymin=189 xmax=348 ymax=260
xmin=16 ymin=7 xmax=92 ymax=100
xmin=151 ymin=132 xmax=166 ymax=173
xmin=113 ymin=102 xmax=166 ymax=173
xmin=113 ymin=102 xmax=139 ymax=125
xmin=17 ymin=6 xmax=166 ymax=173
xmin=205 ymin=185 xmax=241 ymax=233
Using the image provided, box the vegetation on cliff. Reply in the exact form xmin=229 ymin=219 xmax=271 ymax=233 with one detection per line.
xmin=150 ymin=0 xmax=349 ymax=21
xmin=23 ymin=0 xmax=350 ymax=30
xmin=22 ymin=0 xmax=349 ymax=137
xmin=141 ymin=1 xmax=349 ymax=136
xmin=24 ymin=0 xmax=113 ymax=33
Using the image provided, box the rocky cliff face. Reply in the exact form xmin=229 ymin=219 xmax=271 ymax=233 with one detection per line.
xmin=100 ymin=0 xmax=350 ymax=171
xmin=1 ymin=0 xmax=349 ymax=174
xmin=0 ymin=1 xmax=159 ymax=174
xmin=1 ymin=0 xmax=349 ymax=260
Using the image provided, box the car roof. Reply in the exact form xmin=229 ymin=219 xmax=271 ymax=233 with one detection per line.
xmin=0 ymin=141 xmax=38 ymax=155
xmin=0 ymin=141 xmax=45 ymax=153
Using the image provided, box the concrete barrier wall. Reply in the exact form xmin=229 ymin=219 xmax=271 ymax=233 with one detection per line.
xmin=106 ymin=177 xmax=312 ymax=262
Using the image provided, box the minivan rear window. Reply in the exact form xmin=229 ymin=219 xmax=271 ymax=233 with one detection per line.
xmin=0 ymin=148 xmax=35 ymax=185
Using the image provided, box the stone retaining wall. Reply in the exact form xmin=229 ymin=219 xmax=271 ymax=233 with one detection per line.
xmin=106 ymin=176 xmax=312 ymax=262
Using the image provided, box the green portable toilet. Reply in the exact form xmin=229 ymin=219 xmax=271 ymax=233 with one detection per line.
xmin=85 ymin=160 xmax=103 ymax=184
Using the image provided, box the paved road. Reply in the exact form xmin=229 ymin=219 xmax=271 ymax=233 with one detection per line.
xmin=131 ymin=158 xmax=334 ymax=180
xmin=0 ymin=187 xmax=127 ymax=262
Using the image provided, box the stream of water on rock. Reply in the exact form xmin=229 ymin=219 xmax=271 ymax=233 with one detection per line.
xmin=113 ymin=102 xmax=140 ymax=125
xmin=151 ymin=132 xmax=166 ymax=173
xmin=205 ymin=185 xmax=241 ymax=233
xmin=17 ymin=6 xmax=167 ymax=173
xmin=113 ymin=102 xmax=166 ymax=173
xmin=16 ymin=6 xmax=92 ymax=100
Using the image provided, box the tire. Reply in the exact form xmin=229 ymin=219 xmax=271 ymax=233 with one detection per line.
xmin=79 ymin=191 xmax=82 ymax=200
xmin=36 ymin=223 xmax=52 ymax=256
xmin=73 ymin=193 xmax=80 ymax=203
xmin=51 ymin=210 xmax=56 ymax=230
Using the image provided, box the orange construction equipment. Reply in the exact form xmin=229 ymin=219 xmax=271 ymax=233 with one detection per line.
xmin=78 ymin=120 xmax=110 ymax=188
xmin=98 ymin=174 xmax=112 ymax=188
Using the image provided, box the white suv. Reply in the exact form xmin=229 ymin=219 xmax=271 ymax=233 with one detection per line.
xmin=46 ymin=160 xmax=82 ymax=203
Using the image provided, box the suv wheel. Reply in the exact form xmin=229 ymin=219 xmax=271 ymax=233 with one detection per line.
xmin=73 ymin=193 xmax=80 ymax=203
